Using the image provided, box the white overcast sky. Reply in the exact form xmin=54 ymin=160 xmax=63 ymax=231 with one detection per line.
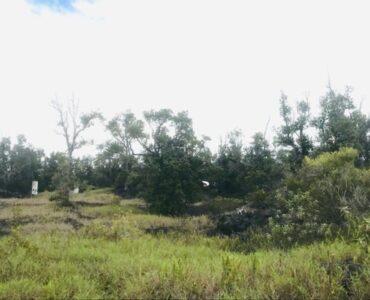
xmin=0 ymin=0 xmax=369 ymax=156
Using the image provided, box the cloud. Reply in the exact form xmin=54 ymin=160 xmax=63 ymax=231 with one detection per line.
xmin=28 ymin=0 xmax=75 ymax=12
xmin=27 ymin=0 xmax=94 ymax=13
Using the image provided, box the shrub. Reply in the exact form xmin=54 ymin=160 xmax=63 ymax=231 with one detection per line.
xmin=258 ymin=148 xmax=369 ymax=247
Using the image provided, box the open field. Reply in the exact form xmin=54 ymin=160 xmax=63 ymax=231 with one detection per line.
xmin=0 ymin=190 xmax=369 ymax=299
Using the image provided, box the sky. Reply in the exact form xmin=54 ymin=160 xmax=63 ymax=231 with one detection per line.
xmin=0 ymin=0 xmax=369 ymax=156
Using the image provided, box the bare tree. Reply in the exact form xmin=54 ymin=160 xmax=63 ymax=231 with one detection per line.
xmin=51 ymin=97 xmax=102 ymax=203
xmin=52 ymin=97 xmax=103 ymax=163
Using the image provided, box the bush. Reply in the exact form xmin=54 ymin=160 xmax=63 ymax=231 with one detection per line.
xmin=265 ymin=148 xmax=370 ymax=246
xmin=284 ymin=148 xmax=369 ymax=222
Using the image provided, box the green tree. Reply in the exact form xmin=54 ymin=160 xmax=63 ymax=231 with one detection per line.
xmin=106 ymin=111 xmax=146 ymax=196
xmin=94 ymin=142 xmax=143 ymax=196
xmin=312 ymin=87 xmax=370 ymax=163
xmin=275 ymin=93 xmax=313 ymax=169
xmin=351 ymin=110 xmax=370 ymax=166
xmin=245 ymin=132 xmax=281 ymax=194
xmin=93 ymin=142 xmax=124 ymax=187
xmin=141 ymin=109 xmax=208 ymax=215
xmin=0 ymin=138 xmax=11 ymax=196
xmin=40 ymin=152 xmax=66 ymax=191
xmin=106 ymin=111 xmax=146 ymax=156
xmin=7 ymin=136 xmax=44 ymax=196
xmin=215 ymin=130 xmax=247 ymax=197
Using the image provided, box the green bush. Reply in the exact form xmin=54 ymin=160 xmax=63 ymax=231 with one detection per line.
xmin=266 ymin=148 xmax=370 ymax=246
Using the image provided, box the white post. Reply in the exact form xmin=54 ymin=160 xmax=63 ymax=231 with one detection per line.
xmin=31 ymin=181 xmax=38 ymax=197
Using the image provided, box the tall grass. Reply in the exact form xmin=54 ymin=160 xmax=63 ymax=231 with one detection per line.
xmin=0 ymin=226 xmax=369 ymax=299
xmin=0 ymin=190 xmax=369 ymax=299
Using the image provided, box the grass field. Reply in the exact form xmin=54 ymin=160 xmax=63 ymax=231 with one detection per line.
xmin=0 ymin=190 xmax=369 ymax=299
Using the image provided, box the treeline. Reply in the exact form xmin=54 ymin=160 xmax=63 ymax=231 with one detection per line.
xmin=1 ymin=87 xmax=370 ymax=218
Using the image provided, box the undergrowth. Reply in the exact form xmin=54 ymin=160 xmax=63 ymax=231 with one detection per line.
xmin=0 ymin=190 xmax=369 ymax=299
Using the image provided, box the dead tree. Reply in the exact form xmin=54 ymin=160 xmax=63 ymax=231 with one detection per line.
xmin=51 ymin=97 xmax=102 ymax=202
xmin=52 ymin=97 xmax=103 ymax=163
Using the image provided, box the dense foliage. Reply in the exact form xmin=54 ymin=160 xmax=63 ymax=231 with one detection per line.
xmin=0 ymin=86 xmax=369 ymax=225
xmin=0 ymin=136 xmax=44 ymax=197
